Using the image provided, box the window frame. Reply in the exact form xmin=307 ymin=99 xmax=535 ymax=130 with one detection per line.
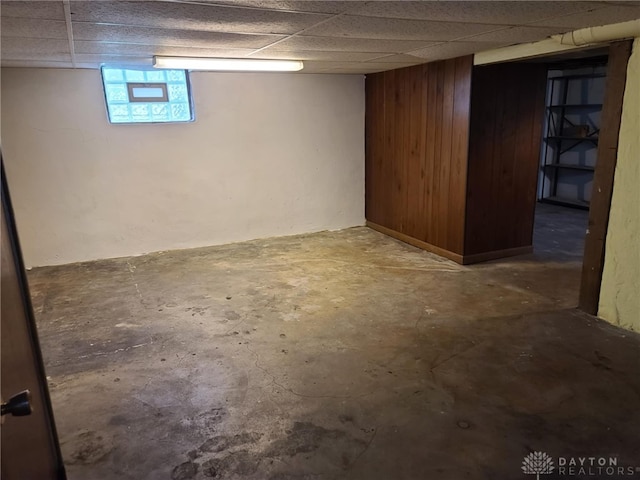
xmin=126 ymin=82 xmax=169 ymax=103
xmin=100 ymin=66 xmax=195 ymax=125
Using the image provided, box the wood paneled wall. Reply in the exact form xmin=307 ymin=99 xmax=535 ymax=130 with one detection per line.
xmin=365 ymin=56 xmax=473 ymax=261
xmin=464 ymin=63 xmax=547 ymax=259
xmin=365 ymin=57 xmax=547 ymax=264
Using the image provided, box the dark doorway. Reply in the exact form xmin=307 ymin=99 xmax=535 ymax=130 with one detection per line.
xmin=533 ymin=56 xmax=607 ymax=276
xmin=530 ymin=41 xmax=633 ymax=312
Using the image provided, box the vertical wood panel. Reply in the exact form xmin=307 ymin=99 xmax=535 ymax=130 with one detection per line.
xmin=438 ymin=60 xmax=455 ymax=248
xmin=448 ymin=57 xmax=472 ymax=254
xmin=365 ymin=56 xmax=473 ymax=257
xmin=415 ymin=68 xmax=428 ymax=241
xmin=364 ymin=73 xmax=377 ymax=222
xmin=519 ymin=73 xmax=547 ymax=247
xmin=406 ymin=70 xmax=423 ymax=236
xmin=464 ymin=68 xmax=496 ymax=255
xmin=381 ymin=71 xmax=394 ymax=228
xmin=464 ymin=63 xmax=547 ymax=257
xmin=432 ymin=63 xmax=445 ymax=246
xmin=424 ymin=65 xmax=438 ymax=243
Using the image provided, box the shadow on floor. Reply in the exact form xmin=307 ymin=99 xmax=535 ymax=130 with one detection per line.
xmin=533 ymin=202 xmax=589 ymax=262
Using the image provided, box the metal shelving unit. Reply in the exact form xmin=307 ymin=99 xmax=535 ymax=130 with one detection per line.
xmin=540 ymin=73 xmax=604 ymax=209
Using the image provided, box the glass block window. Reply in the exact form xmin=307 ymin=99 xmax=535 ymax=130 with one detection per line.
xmin=101 ymin=67 xmax=194 ymax=124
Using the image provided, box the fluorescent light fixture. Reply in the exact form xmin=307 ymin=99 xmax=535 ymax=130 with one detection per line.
xmin=153 ymin=56 xmax=304 ymax=72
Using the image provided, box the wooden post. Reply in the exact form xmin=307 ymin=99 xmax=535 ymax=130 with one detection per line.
xmin=579 ymin=40 xmax=633 ymax=314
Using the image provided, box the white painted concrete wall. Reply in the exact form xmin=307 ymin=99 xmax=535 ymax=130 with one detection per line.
xmin=598 ymin=38 xmax=640 ymax=331
xmin=1 ymin=68 xmax=365 ymax=267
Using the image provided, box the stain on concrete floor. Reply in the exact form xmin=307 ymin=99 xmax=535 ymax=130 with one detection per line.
xmin=27 ymin=206 xmax=640 ymax=479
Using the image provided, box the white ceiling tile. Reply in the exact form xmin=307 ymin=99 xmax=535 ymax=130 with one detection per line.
xmin=250 ymin=49 xmax=389 ymax=61
xmin=0 ymin=1 xmax=65 ymax=20
xmin=74 ymin=41 xmax=257 ymax=58
xmin=272 ymin=35 xmax=438 ymax=53
xmin=291 ymin=62 xmax=358 ymax=73
xmin=1 ymin=37 xmax=71 ymax=61
xmin=68 ymin=1 xmax=330 ymax=34
xmin=73 ymin=54 xmax=154 ymax=67
xmin=409 ymin=41 xmax=512 ymax=61
xmin=530 ymin=4 xmax=640 ymax=28
xmin=198 ymin=1 xmax=363 ymax=14
xmin=1 ymin=60 xmax=74 ymax=69
xmin=308 ymin=61 xmax=421 ymax=74
xmin=72 ymin=22 xmax=284 ymax=48
xmin=364 ymin=53 xmax=433 ymax=63
xmin=351 ymin=1 xmax=603 ymax=26
xmin=302 ymin=14 xmax=504 ymax=41
xmin=1 ymin=17 xmax=68 ymax=39
xmin=293 ymin=62 xmax=338 ymax=73
xmin=460 ymin=25 xmax=571 ymax=44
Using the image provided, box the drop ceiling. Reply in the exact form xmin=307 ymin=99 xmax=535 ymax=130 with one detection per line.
xmin=1 ymin=0 xmax=639 ymax=74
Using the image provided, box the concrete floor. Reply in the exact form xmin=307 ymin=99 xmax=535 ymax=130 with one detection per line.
xmin=28 ymin=204 xmax=640 ymax=480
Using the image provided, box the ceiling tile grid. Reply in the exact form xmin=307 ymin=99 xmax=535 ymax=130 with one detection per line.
xmin=299 ymin=15 xmax=506 ymax=40
xmin=67 ymin=1 xmax=331 ymax=34
xmin=348 ymin=1 xmax=604 ymax=25
xmin=0 ymin=1 xmax=65 ymax=20
xmin=1 ymin=1 xmax=639 ymax=73
xmin=201 ymin=1 xmax=366 ymax=15
xmin=1 ymin=17 xmax=69 ymax=39
xmin=73 ymin=41 xmax=259 ymax=58
xmin=263 ymin=35 xmax=436 ymax=53
xmin=408 ymin=41 xmax=512 ymax=61
xmin=71 ymin=23 xmax=285 ymax=48
xmin=530 ymin=3 xmax=640 ymax=28
xmin=249 ymin=49 xmax=391 ymax=62
xmin=1 ymin=37 xmax=72 ymax=61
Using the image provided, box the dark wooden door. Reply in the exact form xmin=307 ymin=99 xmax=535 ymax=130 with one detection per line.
xmin=1 ymin=159 xmax=66 ymax=479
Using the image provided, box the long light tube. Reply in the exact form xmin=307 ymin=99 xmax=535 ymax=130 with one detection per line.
xmin=153 ymin=56 xmax=304 ymax=72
